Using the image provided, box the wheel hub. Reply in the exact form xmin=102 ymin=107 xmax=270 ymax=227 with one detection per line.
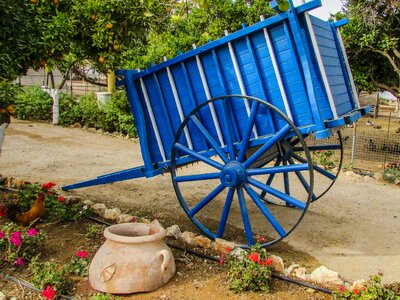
xmin=220 ymin=161 xmax=247 ymax=187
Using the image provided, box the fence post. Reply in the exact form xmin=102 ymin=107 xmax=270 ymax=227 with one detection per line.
xmin=383 ymin=112 xmax=392 ymax=168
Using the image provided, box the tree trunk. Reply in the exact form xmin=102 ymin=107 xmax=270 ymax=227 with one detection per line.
xmin=374 ymin=93 xmax=379 ymax=118
xmin=107 ymin=71 xmax=115 ymax=93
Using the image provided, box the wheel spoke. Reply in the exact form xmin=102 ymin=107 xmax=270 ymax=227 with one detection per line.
xmin=248 ymin=178 xmax=306 ymax=210
xmin=216 ymin=188 xmax=235 ymax=238
xmin=245 ymin=185 xmax=286 ymax=237
xmin=237 ymin=101 xmax=260 ymax=162
xmin=244 ymin=124 xmax=292 ymax=168
xmin=287 ymin=157 xmax=316 ymax=201
xmin=189 ymin=184 xmax=226 ymax=217
xmin=292 ymin=153 xmax=336 ymax=180
xmin=174 ymin=143 xmax=223 ymax=170
xmin=174 ymin=172 xmax=220 ymax=183
xmin=260 ymin=157 xmax=281 ymax=199
xmin=293 ymin=144 xmax=342 ymax=152
xmin=237 ymin=187 xmax=255 ymax=246
xmin=283 ymin=160 xmax=290 ymax=196
xmin=190 ymin=115 xmax=229 ymax=164
xmin=247 ymin=163 xmax=309 ymax=176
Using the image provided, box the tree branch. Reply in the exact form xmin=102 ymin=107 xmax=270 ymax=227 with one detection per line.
xmin=57 ymin=60 xmax=77 ymax=90
xmin=367 ymin=46 xmax=400 ymax=76
xmin=394 ymin=48 xmax=400 ymax=60
xmin=73 ymin=68 xmax=107 ymax=87
xmin=374 ymin=82 xmax=400 ymax=98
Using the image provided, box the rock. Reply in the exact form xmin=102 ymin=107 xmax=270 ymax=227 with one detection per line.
xmin=166 ymin=225 xmax=182 ymax=240
xmin=181 ymin=231 xmax=196 ymax=245
xmin=96 ymin=128 xmax=103 ymax=134
xmin=83 ymin=199 xmax=94 ymax=206
xmin=373 ymin=172 xmax=384 ymax=181
xmin=64 ymin=195 xmax=82 ymax=205
xmin=213 ymin=238 xmax=236 ymax=254
xmin=286 ymin=264 xmax=300 ymax=276
xmin=73 ymin=122 xmax=82 ymax=128
xmin=363 ymin=175 xmax=374 ymax=182
xmin=230 ymin=247 xmax=246 ymax=259
xmin=103 ymin=208 xmax=121 ymax=221
xmin=293 ymin=267 xmax=307 ymax=280
xmin=194 ymin=236 xmax=212 ymax=249
xmin=269 ymin=255 xmax=285 ymax=274
xmin=351 ymin=279 xmax=366 ymax=290
xmin=306 ymin=288 xmax=316 ymax=293
xmin=117 ymin=214 xmax=134 ymax=224
xmin=310 ymin=266 xmax=342 ymax=284
xmin=88 ymin=127 xmax=96 ymax=133
xmin=91 ymin=203 xmax=107 ymax=216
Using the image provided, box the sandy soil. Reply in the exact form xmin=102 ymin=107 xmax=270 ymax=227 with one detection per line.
xmin=1 ymin=119 xmax=399 ymax=285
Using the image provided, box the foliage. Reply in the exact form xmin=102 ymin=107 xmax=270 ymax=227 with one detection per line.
xmin=228 ymin=243 xmax=273 ymax=293
xmin=59 ymin=93 xmax=100 ymax=128
xmin=29 ymin=256 xmax=72 ymax=296
xmin=123 ymin=0 xmax=276 ymax=69
xmin=335 ymin=274 xmax=400 ymax=300
xmin=14 ymin=87 xmax=52 ymax=121
xmin=0 ymin=80 xmax=19 ymax=125
xmin=63 ymin=250 xmax=90 ymax=277
xmin=86 ymin=223 xmax=106 ymax=239
xmin=313 ymin=150 xmax=338 ymax=170
xmin=340 ymin=0 xmax=399 ymax=97
xmin=383 ymin=167 xmax=400 ymax=184
xmin=16 ymin=182 xmax=90 ymax=222
xmin=89 ymin=293 xmax=121 ymax=300
xmin=0 ymin=223 xmax=46 ymax=267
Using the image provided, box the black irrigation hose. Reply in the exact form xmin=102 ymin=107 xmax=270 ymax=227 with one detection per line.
xmin=88 ymin=216 xmax=334 ymax=295
xmin=0 ymin=272 xmax=75 ymax=300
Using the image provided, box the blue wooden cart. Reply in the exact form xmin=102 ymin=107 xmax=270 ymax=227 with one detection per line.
xmin=63 ymin=0 xmax=371 ymax=247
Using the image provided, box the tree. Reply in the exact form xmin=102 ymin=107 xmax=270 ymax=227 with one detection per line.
xmin=341 ymin=0 xmax=399 ymax=103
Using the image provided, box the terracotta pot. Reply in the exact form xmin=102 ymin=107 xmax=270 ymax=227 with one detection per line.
xmin=89 ymin=220 xmax=175 ymax=294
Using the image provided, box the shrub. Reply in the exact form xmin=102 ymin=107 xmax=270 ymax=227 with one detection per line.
xmin=228 ymin=244 xmax=273 ymax=293
xmin=14 ymin=86 xmax=52 ymax=121
xmin=383 ymin=167 xmax=400 ymax=184
xmin=63 ymin=250 xmax=90 ymax=277
xmin=335 ymin=274 xmax=399 ymax=299
xmin=0 ymin=223 xmax=46 ymax=267
xmin=16 ymin=182 xmax=90 ymax=222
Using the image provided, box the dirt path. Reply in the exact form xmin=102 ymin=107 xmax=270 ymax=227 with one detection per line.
xmin=1 ymin=119 xmax=399 ymax=284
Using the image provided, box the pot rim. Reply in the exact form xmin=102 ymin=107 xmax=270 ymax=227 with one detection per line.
xmin=104 ymin=222 xmax=166 ymax=244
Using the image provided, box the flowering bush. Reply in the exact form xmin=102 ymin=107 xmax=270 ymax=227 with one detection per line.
xmin=0 ymin=223 xmax=46 ymax=266
xmin=15 ymin=182 xmax=90 ymax=222
xmin=64 ymin=250 xmax=90 ymax=277
xmin=228 ymin=244 xmax=273 ymax=293
xmin=335 ymin=274 xmax=399 ymax=300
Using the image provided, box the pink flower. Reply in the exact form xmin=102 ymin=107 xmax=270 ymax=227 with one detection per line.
xmin=257 ymin=236 xmax=266 ymax=243
xmin=130 ymin=217 xmax=137 ymax=223
xmin=14 ymin=257 xmax=24 ymax=266
xmin=219 ymin=257 xmax=224 ymax=265
xmin=248 ymin=252 xmax=260 ymax=263
xmin=42 ymin=286 xmax=56 ymax=299
xmin=27 ymin=228 xmax=38 ymax=236
xmin=58 ymin=195 xmax=65 ymax=202
xmin=75 ymin=251 xmax=89 ymax=259
xmin=10 ymin=231 xmax=22 ymax=247
xmin=339 ymin=285 xmax=346 ymax=293
xmin=0 ymin=231 xmax=4 ymax=239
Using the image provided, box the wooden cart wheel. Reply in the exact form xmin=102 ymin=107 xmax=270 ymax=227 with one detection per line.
xmin=170 ymin=95 xmax=314 ymax=247
xmin=260 ymin=131 xmax=344 ymax=203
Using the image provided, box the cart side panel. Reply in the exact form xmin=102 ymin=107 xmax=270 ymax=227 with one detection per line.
xmin=308 ymin=15 xmax=354 ymax=116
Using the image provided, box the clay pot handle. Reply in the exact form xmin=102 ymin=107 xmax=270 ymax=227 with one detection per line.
xmin=157 ymin=249 xmax=172 ymax=274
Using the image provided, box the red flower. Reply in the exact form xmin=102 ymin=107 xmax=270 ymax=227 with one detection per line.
xmin=58 ymin=195 xmax=65 ymax=202
xmin=75 ymin=251 xmax=89 ymax=259
xmin=0 ymin=206 xmax=7 ymax=217
xmin=339 ymin=285 xmax=346 ymax=293
xmin=265 ymin=258 xmax=273 ymax=266
xmin=353 ymin=288 xmax=360 ymax=296
xmin=27 ymin=228 xmax=39 ymax=236
xmin=248 ymin=252 xmax=260 ymax=263
xmin=41 ymin=182 xmax=56 ymax=191
xmin=225 ymin=247 xmax=231 ymax=253
xmin=257 ymin=236 xmax=266 ymax=243
xmin=130 ymin=217 xmax=137 ymax=223
xmin=42 ymin=286 xmax=56 ymax=299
